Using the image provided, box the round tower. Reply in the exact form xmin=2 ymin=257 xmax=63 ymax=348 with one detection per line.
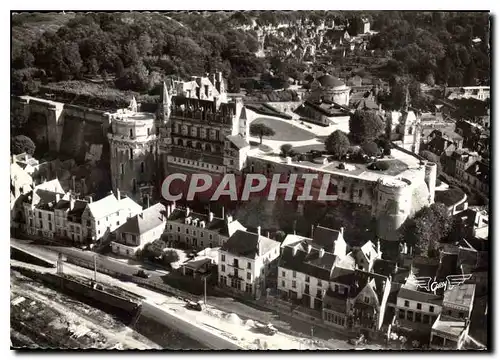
xmin=107 ymin=98 xmax=158 ymax=205
xmin=374 ymin=177 xmax=413 ymax=242
xmin=424 ymin=161 xmax=437 ymax=204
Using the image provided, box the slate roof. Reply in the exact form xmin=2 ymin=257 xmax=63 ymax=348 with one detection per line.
xmin=227 ymin=134 xmax=250 ymax=149
xmin=116 ymin=203 xmax=166 ymax=236
xmin=398 ymin=287 xmax=443 ymax=305
xmin=353 ymin=97 xmax=379 ymax=110
xmin=221 ymin=230 xmax=279 ymax=259
xmin=372 ymin=259 xmax=411 ymax=284
xmin=67 ymin=200 xmax=88 ymax=222
xmin=167 ymin=208 xmax=245 ymax=237
xmin=279 ymin=241 xmax=337 ymax=281
xmin=465 ymin=161 xmax=489 ymax=183
xmin=330 ymin=266 xmax=356 ymax=285
xmin=312 ymin=226 xmax=342 ymax=253
xmin=87 ymin=193 xmax=141 ymax=220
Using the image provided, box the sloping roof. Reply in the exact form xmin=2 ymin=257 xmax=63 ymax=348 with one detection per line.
xmin=279 ymin=242 xmax=337 ymax=281
xmin=221 ymin=230 xmax=279 ymax=259
xmin=116 ymin=203 xmax=166 ymax=235
xmin=330 ymin=266 xmax=356 ymax=285
xmin=353 ymin=97 xmax=379 ymax=110
xmin=435 ymin=188 xmax=466 ymax=207
xmin=87 ymin=193 xmax=141 ymax=220
xmin=227 ymin=134 xmax=250 ymax=149
xmin=317 ymin=74 xmax=345 ymax=88
xmin=67 ymin=200 xmax=88 ymax=221
xmin=432 ymin=315 xmax=467 ymax=338
xmin=167 ymin=208 xmax=245 ymax=237
xmin=398 ymin=286 xmax=443 ymax=305
xmin=465 ymin=161 xmax=489 ymax=183
xmin=312 ymin=226 xmax=342 ymax=253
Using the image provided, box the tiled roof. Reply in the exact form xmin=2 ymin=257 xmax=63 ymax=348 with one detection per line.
xmin=398 ymin=286 xmax=443 ymax=305
xmin=220 ymin=230 xmax=279 ymax=259
xmin=116 ymin=203 xmax=166 ymax=236
xmin=227 ymin=134 xmax=250 ymax=149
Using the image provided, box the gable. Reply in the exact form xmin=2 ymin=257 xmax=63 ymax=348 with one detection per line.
xmin=354 ymin=283 xmax=380 ymax=307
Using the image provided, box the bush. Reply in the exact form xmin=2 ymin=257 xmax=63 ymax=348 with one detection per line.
xmin=163 ymin=249 xmax=180 ymax=264
xmin=361 ymin=141 xmax=380 ymax=157
xmin=368 ymin=161 xmax=390 ymax=171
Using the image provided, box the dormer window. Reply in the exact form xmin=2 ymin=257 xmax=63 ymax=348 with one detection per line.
xmin=199 ymin=221 xmax=206 ymax=228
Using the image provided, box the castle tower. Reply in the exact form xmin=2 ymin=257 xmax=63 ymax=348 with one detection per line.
xmin=107 ymin=101 xmax=158 ymax=205
xmin=374 ymin=177 xmax=414 ymax=242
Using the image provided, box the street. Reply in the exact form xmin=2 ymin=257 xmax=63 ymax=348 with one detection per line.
xmin=10 ymin=237 xmax=386 ymax=349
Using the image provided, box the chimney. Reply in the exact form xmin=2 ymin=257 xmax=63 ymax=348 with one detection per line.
xmin=267 ymin=231 xmax=270 ymax=238
xmin=257 ymin=226 xmax=261 ymax=236
xmin=117 ymin=188 xmax=121 ymax=200
xmin=394 ymin=262 xmax=398 ymax=273
xmin=307 ymin=244 xmax=312 ymax=254
xmin=311 ymin=224 xmax=315 ymax=238
xmin=70 ymin=196 xmax=75 ymax=210
xmin=209 ymin=212 xmax=214 ymax=222
xmin=377 ymin=240 xmax=381 ymax=254
xmin=319 ymin=248 xmax=325 ymax=258
xmin=55 ymin=193 xmax=61 ymax=203
xmin=167 ymin=205 xmax=172 ymax=217
xmin=87 ymin=196 xmax=93 ymax=203
xmin=171 ymin=201 xmax=176 ymax=212
xmin=403 ymin=243 xmax=408 ymax=255
xmin=409 ymin=246 xmax=413 ymax=256
xmin=340 ymin=227 xmax=344 ymax=235
xmin=217 ymin=71 xmax=223 ymax=83
xmin=186 ymin=207 xmax=190 ymax=217
xmin=11 ymin=154 xmax=16 ymax=164
xmin=146 ymin=194 xmax=150 ymax=209
xmin=226 ymin=214 xmax=233 ymax=224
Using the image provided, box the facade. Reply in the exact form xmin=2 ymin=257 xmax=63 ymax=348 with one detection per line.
xmin=157 ymin=72 xmax=249 ymax=178
xmin=107 ymin=98 xmax=159 ymax=204
xmin=111 ymin=202 xmax=167 ymax=257
xmin=430 ymin=284 xmax=475 ymax=349
xmin=164 ymin=203 xmax=246 ymax=250
xmin=218 ymin=228 xmax=281 ymax=299
xmin=22 ymin=184 xmax=142 ymax=245
xmin=463 ymin=161 xmax=489 ymax=195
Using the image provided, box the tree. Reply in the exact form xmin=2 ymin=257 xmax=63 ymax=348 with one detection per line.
xmin=349 ymin=110 xmax=385 ymax=143
xmin=275 ymin=230 xmax=286 ymax=242
xmin=162 ymin=249 xmax=180 ymax=266
xmin=250 ymin=123 xmax=275 ymax=144
xmin=11 ymin=135 xmax=36 ymax=155
xmin=280 ymin=143 xmax=293 ymax=157
xmin=399 ymin=203 xmax=452 ymax=257
xmin=361 ymin=141 xmax=380 ymax=157
xmin=325 ymin=130 xmax=350 ymax=159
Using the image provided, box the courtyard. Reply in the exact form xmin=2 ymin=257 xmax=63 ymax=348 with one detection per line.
xmin=251 ymin=117 xmax=316 ymax=141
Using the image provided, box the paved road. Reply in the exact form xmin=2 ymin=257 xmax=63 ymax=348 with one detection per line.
xmin=11 ymin=238 xmax=167 ymax=280
xmin=11 ymin=238 xmax=387 ymax=349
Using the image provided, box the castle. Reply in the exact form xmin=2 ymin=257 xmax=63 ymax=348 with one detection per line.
xmin=13 ymin=72 xmax=434 ymax=243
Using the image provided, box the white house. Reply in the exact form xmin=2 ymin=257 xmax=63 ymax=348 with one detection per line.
xmin=218 ymin=227 xmax=280 ymax=299
xmin=81 ymin=189 xmax=142 ymax=242
xmin=165 ymin=203 xmax=246 ymax=250
xmin=111 ymin=202 xmax=166 ymax=257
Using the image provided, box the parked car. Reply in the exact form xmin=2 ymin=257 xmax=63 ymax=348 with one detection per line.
xmin=185 ymin=300 xmax=203 ymax=311
xmin=254 ymin=322 xmax=278 ymax=335
xmin=134 ymin=270 xmax=150 ymax=279
xmin=349 ymin=333 xmax=366 ymax=346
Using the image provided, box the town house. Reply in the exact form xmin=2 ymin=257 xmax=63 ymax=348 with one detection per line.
xmin=165 ymin=203 xmax=246 ymax=250
xmin=218 ymin=227 xmax=280 ymax=299
xmin=111 ymin=202 xmax=166 ymax=258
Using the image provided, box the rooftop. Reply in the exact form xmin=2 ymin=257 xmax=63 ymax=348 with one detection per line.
xmin=220 ymin=230 xmax=280 ymax=259
xmin=432 ymin=315 xmax=467 ymax=338
xmin=398 ymin=286 xmax=443 ymax=306
xmin=443 ymin=284 xmax=475 ymax=309
xmin=434 ymin=188 xmax=467 ymax=207
xmin=116 ymin=203 xmax=166 ymax=236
